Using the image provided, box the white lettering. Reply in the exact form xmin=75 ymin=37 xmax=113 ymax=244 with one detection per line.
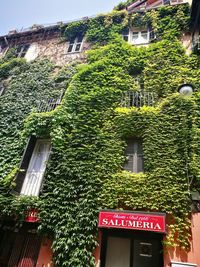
xmin=154 ymin=223 xmax=161 ymax=230
xmin=136 ymin=221 xmax=143 ymax=227
xmin=102 ymin=218 xmax=108 ymax=225
xmin=143 ymin=222 xmax=150 ymax=229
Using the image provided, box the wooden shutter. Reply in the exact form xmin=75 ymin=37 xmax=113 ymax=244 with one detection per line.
xmin=15 ymin=136 xmax=36 ymax=193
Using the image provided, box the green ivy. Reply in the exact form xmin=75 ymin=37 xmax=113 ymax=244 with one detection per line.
xmin=0 ymin=3 xmax=200 ymax=267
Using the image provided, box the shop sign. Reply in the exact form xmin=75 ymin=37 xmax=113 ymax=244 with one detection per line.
xmin=98 ymin=211 xmax=166 ymax=233
xmin=25 ymin=209 xmax=39 ymax=223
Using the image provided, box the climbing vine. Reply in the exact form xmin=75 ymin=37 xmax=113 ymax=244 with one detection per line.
xmin=0 ymin=3 xmax=200 ymax=267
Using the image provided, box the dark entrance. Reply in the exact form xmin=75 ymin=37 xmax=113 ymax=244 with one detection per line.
xmin=0 ymin=223 xmax=41 ymax=267
xmin=100 ymin=229 xmax=163 ymax=267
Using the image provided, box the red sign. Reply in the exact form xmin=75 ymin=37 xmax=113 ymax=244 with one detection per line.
xmin=25 ymin=209 xmax=39 ymax=223
xmin=98 ymin=211 xmax=166 ymax=233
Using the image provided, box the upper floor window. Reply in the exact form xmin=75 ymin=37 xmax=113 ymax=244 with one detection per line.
xmin=15 ymin=137 xmax=51 ymax=196
xmin=122 ymin=28 xmax=155 ymax=45
xmin=124 ymin=138 xmax=144 ymax=173
xmin=131 ymin=29 xmax=150 ymax=45
xmin=16 ymin=44 xmax=30 ymax=58
xmin=67 ymin=35 xmax=84 ymax=53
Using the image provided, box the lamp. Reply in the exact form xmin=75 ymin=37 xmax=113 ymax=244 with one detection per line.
xmin=178 ymin=84 xmax=194 ymax=96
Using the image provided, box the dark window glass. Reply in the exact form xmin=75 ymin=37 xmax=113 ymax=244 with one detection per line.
xmin=123 ymin=35 xmax=129 ymax=42
xmin=75 ymin=43 xmax=81 ymax=52
xmin=124 ymin=138 xmax=144 ymax=173
xmin=67 ymin=44 xmax=74 ymax=53
xmin=77 ymin=35 xmax=83 ymax=43
xmin=16 ymin=44 xmax=30 ymax=58
xmin=67 ymin=35 xmax=83 ymax=53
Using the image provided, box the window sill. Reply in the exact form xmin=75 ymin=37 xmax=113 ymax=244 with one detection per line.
xmin=66 ymin=51 xmax=82 ymax=55
xmin=129 ymin=42 xmax=150 ymax=46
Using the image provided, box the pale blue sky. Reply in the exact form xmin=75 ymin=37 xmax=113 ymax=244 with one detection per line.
xmin=0 ymin=0 xmax=125 ymax=36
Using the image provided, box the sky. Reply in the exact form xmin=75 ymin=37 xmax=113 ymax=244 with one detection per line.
xmin=0 ymin=0 xmax=125 ymax=36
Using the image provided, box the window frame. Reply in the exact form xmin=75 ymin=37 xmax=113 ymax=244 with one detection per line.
xmin=67 ymin=35 xmax=84 ymax=54
xmin=20 ymin=139 xmax=51 ymax=196
xmin=123 ymin=27 xmax=156 ymax=45
xmin=124 ymin=138 xmax=144 ymax=173
xmin=130 ymin=28 xmax=150 ymax=45
xmin=16 ymin=44 xmax=30 ymax=58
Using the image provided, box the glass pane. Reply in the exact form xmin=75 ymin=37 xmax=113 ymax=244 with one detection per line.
xmin=125 ymin=139 xmax=134 ymax=154
xmin=132 ymin=32 xmax=139 ymax=43
xmin=137 ymin=155 xmax=144 ymax=172
xmin=123 ymin=35 xmax=129 ymax=42
xmin=69 ymin=38 xmax=75 ymax=44
xmin=141 ymin=31 xmax=148 ymax=40
xmin=68 ymin=44 xmax=74 ymax=53
xmin=105 ymin=237 xmax=130 ymax=267
xmin=75 ymin=43 xmax=81 ymax=52
xmin=122 ymin=29 xmax=129 ymax=36
xmin=20 ymin=140 xmax=51 ymax=196
xmin=124 ymin=154 xmax=134 ymax=172
xmin=77 ymin=35 xmax=83 ymax=43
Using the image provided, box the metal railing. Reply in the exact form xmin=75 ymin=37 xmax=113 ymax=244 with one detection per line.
xmin=37 ymin=92 xmax=63 ymax=113
xmin=37 ymin=98 xmax=61 ymax=112
xmin=121 ymin=91 xmax=156 ymax=108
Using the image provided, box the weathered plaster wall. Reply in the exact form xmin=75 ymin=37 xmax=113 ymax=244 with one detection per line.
xmin=32 ymin=37 xmax=91 ymax=65
xmin=36 ymin=238 xmax=54 ymax=267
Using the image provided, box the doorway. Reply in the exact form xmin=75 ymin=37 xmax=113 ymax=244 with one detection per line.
xmin=100 ymin=229 xmax=163 ymax=267
xmin=0 ymin=223 xmax=41 ymax=267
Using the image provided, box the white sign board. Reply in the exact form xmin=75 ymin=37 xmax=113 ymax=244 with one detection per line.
xmin=171 ymin=262 xmax=197 ymax=267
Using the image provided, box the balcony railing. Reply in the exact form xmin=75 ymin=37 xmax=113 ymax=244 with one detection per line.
xmin=37 ymin=91 xmax=63 ymax=112
xmin=121 ymin=91 xmax=156 ymax=108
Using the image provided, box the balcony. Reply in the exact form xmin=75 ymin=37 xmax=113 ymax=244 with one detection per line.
xmin=37 ymin=91 xmax=63 ymax=112
xmin=121 ymin=91 xmax=156 ymax=108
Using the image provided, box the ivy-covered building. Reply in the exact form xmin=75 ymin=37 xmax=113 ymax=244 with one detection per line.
xmin=0 ymin=0 xmax=200 ymax=266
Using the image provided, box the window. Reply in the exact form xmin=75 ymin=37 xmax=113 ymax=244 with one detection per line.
xmin=20 ymin=139 xmax=51 ymax=196
xmin=123 ymin=28 xmax=156 ymax=45
xmin=131 ymin=30 xmax=149 ymax=45
xmin=163 ymin=0 xmax=170 ymax=4
xmin=0 ymin=83 xmax=5 ymax=96
xmin=15 ymin=137 xmax=51 ymax=196
xmin=67 ymin=35 xmax=84 ymax=53
xmin=0 ymin=225 xmax=41 ymax=266
xmin=122 ymin=29 xmax=129 ymax=42
xmin=16 ymin=44 xmax=30 ymax=58
xmin=124 ymin=138 xmax=144 ymax=173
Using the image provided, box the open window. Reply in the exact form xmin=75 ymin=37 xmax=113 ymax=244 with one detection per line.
xmin=16 ymin=44 xmax=30 ymax=58
xmin=67 ymin=35 xmax=84 ymax=53
xmin=15 ymin=137 xmax=51 ymax=196
xmin=124 ymin=138 xmax=144 ymax=173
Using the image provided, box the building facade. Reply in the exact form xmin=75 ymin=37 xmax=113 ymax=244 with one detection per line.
xmin=0 ymin=0 xmax=200 ymax=266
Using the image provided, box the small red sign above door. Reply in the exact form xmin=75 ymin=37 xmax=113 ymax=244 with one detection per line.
xmin=98 ymin=211 xmax=166 ymax=233
xmin=25 ymin=209 xmax=39 ymax=223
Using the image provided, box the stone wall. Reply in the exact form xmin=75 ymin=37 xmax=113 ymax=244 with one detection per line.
xmin=30 ymin=37 xmax=91 ymax=65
